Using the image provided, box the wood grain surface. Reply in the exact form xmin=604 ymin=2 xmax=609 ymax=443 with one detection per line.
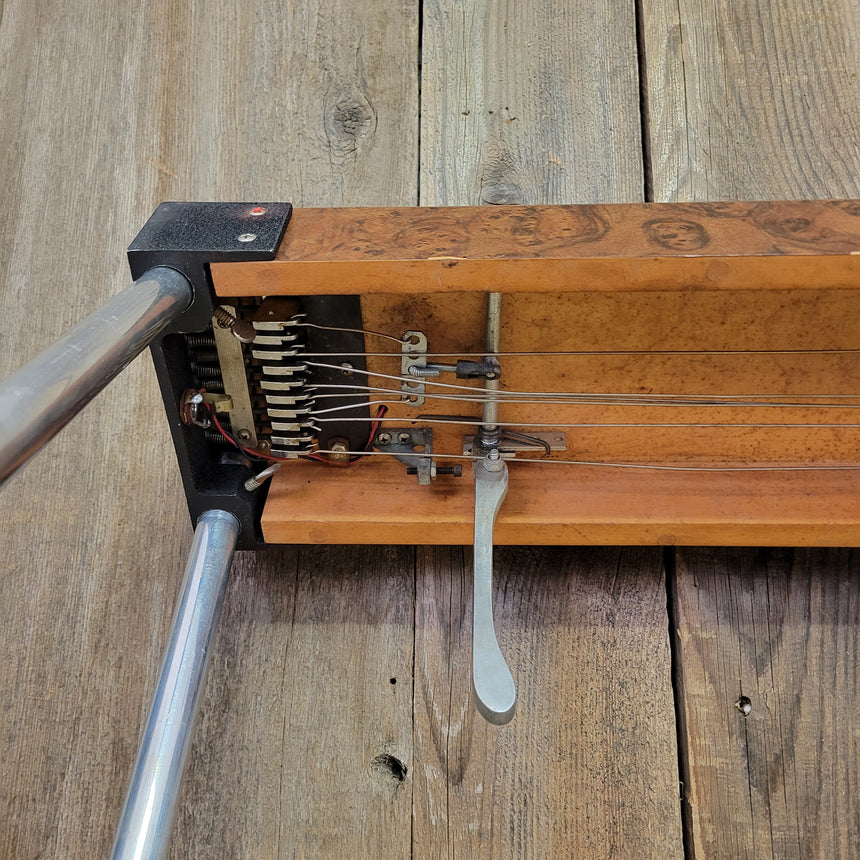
xmin=671 ymin=548 xmax=860 ymax=859
xmin=1 ymin=0 xmax=857 ymax=857
xmin=412 ymin=1 xmax=682 ymax=856
xmin=262 ymin=458 xmax=860 ymax=547
xmin=643 ymin=0 xmax=860 ymax=856
xmin=212 ymin=199 xmax=860 ymax=295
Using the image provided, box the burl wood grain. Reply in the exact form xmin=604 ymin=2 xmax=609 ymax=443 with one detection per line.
xmin=211 ymin=199 xmax=860 ymax=296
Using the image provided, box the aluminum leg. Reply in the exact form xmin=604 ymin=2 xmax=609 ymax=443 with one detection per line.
xmin=0 ymin=266 xmax=191 ymax=487
xmin=111 ymin=509 xmax=240 ymax=860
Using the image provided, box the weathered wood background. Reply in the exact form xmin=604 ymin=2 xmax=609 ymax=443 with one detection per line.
xmin=0 ymin=1 xmax=857 ymax=857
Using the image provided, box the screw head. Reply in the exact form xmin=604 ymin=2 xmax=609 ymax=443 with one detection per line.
xmin=237 ymin=429 xmax=252 ymax=441
xmin=398 ymin=432 xmax=411 ymax=444
xmin=377 ymin=432 xmax=392 ymax=445
xmin=257 ymin=440 xmax=270 ymax=451
xmin=237 ymin=233 xmax=257 ymax=243
xmin=230 ymin=319 xmax=257 ymax=343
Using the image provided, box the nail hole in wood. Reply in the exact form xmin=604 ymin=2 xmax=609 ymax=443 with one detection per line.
xmin=371 ymin=753 xmax=407 ymax=783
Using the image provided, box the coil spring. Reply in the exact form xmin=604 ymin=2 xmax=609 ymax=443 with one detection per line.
xmin=186 ymin=329 xmax=224 ymax=391
xmin=186 ymin=333 xmax=217 ymax=349
xmin=185 ymin=329 xmax=228 ymax=443
xmin=190 ymin=363 xmax=223 ymax=380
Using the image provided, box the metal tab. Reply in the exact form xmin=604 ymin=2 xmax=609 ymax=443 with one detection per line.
xmin=463 ymin=431 xmax=567 ymax=456
xmin=211 ymin=307 xmax=257 ymax=447
xmin=373 ymin=427 xmax=435 ymax=484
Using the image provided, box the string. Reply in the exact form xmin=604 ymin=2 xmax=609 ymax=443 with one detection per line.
xmin=310 ymin=415 xmax=860 ymax=429
xmin=297 ymin=321 xmax=407 ymax=345
xmin=303 ymin=362 xmax=860 ymax=406
xmin=281 ymin=321 xmax=860 ymax=356
xmin=305 ymin=382 xmax=860 ymax=411
xmin=293 ymin=347 xmax=860 ymax=358
xmin=309 ymin=448 xmax=860 ymax=472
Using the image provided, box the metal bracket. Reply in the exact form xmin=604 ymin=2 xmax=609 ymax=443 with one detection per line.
xmin=374 ymin=427 xmax=435 ymax=484
xmin=401 ymin=331 xmax=427 ymax=405
xmin=127 ymin=202 xmax=292 ymax=549
xmin=128 ymin=202 xmax=292 ymax=333
xmin=463 ymin=431 xmax=567 ymax=457
xmin=211 ymin=306 xmax=258 ymax=447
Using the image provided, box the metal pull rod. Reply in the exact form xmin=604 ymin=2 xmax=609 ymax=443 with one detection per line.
xmin=112 ymin=509 xmax=240 ymax=860
xmin=0 ymin=266 xmax=192 ymax=487
xmin=472 ymin=450 xmax=517 ymax=724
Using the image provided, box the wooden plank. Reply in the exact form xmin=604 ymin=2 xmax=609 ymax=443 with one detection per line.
xmin=260 ymin=281 xmax=860 ymax=545
xmin=0 ymin=1 xmax=418 ymax=858
xmin=643 ymin=0 xmax=860 ymax=202
xmin=157 ymin=3 xmax=421 ymax=857
xmin=644 ymin=0 xmax=860 ymax=855
xmin=416 ymin=545 xmax=683 ymax=857
xmin=412 ymin=1 xmax=683 ymax=856
xmin=671 ymin=548 xmax=860 ymax=858
xmin=212 ymin=200 xmax=860 ymax=296
xmin=262 ymin=457 xmax=860 ymax=546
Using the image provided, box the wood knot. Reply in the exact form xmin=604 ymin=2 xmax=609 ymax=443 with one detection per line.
xmin=325 ymin=90 xmax=376 ymax=157
xmin=481 ymin=182 xmax=523 ymax=205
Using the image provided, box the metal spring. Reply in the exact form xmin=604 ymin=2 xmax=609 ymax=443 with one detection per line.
xmin=191 ymin=363 xmax=223 ymax=380
xmin=214 ymin=306 xmax=236 ymax=329
xmin=189 ymin=349 xmax=219 ymax=364
xmin=186 ymin=330 xmax=225 ymax=395
xmin=186 ymin=333 xmax=217 ymax=349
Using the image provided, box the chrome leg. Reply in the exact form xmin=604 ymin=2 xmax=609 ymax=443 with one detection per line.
xmin=0 ymin=266 xmax=191 ymax=487
xmin=111 ymin=509 xmax=240 ymax=860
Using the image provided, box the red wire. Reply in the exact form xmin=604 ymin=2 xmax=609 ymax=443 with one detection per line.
xmin=208 ymin=410 xmax=239 ymax=449
xmin=208 ymin=407 xmax=284 ymax=462
xmin=206 ymin=401 xmax=388 ymax=467
xmin=364 ymin=405 xmax=388 ymax=451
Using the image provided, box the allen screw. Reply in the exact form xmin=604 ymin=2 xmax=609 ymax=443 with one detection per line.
xmin=407 ymin=465 xmax=462 ymax=477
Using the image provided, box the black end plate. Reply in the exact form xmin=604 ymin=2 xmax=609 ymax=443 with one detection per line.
xmin=128 ymin=202 xmax=292 ymax=548
xmin=128 ymin=201 xmax=292 ymax=332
